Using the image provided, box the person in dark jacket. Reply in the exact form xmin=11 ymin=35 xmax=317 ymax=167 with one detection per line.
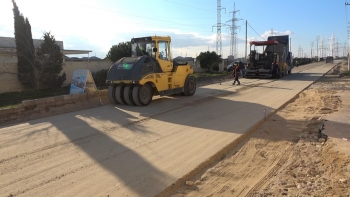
xmin=232 ymin=63 xmax=240 ymax=85
xmin=239 ymin=61 xmax=246 ymax=78
xmin=271 ymin=61 xmax=279 ymax=79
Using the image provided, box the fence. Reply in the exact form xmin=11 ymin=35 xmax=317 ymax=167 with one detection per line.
xmin=0 ymin=56 xmax=112 ymax=94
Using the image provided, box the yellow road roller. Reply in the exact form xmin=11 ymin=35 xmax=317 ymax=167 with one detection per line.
xmin=106 ymin=36 xmax=196 ymax=106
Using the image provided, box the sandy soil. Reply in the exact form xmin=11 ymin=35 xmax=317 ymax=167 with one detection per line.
xmin=171 ymin=62 xmax=350 ymax=197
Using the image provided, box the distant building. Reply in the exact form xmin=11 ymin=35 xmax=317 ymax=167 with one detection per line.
xmin=0 ymin=37 xmax=111 ymax=93
xmin=173 ymin=56 xmax=195 ymax=67
xmin=0 ymin=36 xmax=92 ymax=61
xmin=65 ymin=56 xmax=102 ymax=61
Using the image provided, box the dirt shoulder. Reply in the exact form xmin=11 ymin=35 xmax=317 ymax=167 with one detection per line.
xmin=170 ymin=62 xmax=350 ymax=197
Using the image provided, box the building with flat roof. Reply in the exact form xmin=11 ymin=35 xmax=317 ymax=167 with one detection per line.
xmin=0 ymin=36 xmax=92 ymax=59
xmin=0 ymin=36 xmax=111 ymax=93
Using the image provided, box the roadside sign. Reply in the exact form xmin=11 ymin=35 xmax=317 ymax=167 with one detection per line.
xmin=69 ymin=69 xmax=97 ymax=94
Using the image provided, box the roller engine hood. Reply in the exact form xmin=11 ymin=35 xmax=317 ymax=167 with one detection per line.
xmin=106 ymin=56 xmax=159 ymax=81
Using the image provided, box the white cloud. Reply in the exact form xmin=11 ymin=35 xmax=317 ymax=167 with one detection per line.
xmin=260 ymin=30 xmax=293 ymax=40
xmin=1 ymin=0 xmax=259 ymax=59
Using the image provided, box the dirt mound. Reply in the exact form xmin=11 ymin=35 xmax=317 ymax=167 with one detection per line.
xmin=170 ymin=62 xmax=350 ymax=197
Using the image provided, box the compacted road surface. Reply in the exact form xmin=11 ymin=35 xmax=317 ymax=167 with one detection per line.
xmin=0 ymin=62 xmax=334 ymax=196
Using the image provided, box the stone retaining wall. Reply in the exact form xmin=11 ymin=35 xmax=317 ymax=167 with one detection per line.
xmin=0 ymin=90 xmax=110 ymax=126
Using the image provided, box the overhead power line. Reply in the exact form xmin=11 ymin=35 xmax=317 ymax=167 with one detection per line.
xmin=162 ymin=0 xmax=215 ymax=12
xmin=79 ymin=4 xmax=213 ymax=30
xmin=247 ymin=22 xmax=265 ymax=40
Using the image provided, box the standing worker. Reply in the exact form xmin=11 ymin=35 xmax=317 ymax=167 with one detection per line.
xmin=239 ymin=61 xmax=246 ymax=78
xmin=232 ymin=63 xmax=241 ymax=85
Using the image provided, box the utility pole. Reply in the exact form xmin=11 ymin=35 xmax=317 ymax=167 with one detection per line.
xmin=245 ymin=20 xmax=247 ymax=61
xmin=346 ymin=2 xmax=350 ymax=70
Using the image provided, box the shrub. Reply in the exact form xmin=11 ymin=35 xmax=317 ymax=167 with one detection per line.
xmin=92 ymin=69 xmax=108 ymax=87
xmin=342 ymin=70 xmax=350 ymax=76
xmin=212 ymin=64 xmax=219 ymax=71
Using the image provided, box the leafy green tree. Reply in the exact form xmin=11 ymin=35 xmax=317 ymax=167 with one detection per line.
xmin=12 ymin=0 xmax=36 ymax=88
xmin=196 ymin=51 xmax=222 ymax=72
xmin=35 ymin=32 xmax=66 ymax=90
xmin=106 ymin=42 xmax=131 ymax=62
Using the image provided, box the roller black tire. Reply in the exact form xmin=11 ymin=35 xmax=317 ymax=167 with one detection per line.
xmin=108 ymin=85 xmax=118 ymax=104
xmin=123 ymin=85 xmax=135 ymax=105
xmin=138 ymin=84 xmax=153 ymax=106
xmin=115 ymin=85 xmax=126 ymax=104
xmin=182 ymin=76 xmax=196 ymax=96
xmin=132 ymin=86 xmax=142 ymax=106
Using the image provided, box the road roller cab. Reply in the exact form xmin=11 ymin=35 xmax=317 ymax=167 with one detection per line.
xmin=106 ymin=36 xmax=196 ymax=106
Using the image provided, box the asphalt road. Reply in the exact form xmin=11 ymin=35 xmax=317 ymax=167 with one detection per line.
xmin=0 ymin=62 xmax=335 ymax=197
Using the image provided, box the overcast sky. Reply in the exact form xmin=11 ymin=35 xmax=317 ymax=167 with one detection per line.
xmin=1 ymin=0 xmax=348 ymax=59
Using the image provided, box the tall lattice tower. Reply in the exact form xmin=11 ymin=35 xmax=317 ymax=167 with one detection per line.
xmin=320 ymin=36 xmax=324 ymax=58
xmin=329 ymin=32 xmax=335 ymax=57
xmin=227 ymin=3 xmax=242 ymax=58
xmin=215 ymin=0 xmax=224 ymax=56
xmin=334 ymin=39 xmax=340 ymax=57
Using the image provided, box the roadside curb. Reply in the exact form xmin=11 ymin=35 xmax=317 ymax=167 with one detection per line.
xmin=0 ymin=89 xmax=110 ymax=126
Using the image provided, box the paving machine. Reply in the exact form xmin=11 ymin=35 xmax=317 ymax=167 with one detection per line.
xmin=106 ymin=36 xmax=196 ymax=106
xmin=246 ymin=35 xmax=293 ymax=78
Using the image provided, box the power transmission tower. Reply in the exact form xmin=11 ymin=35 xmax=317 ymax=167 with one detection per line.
xmin=316 ymin=36 xmax=319 ymax=58
xmin=320 ymin=36 xmax=324 ymax=58
xmin=298 ymin=45 xmax=303 ymax=57
xmin=227 ymin=3 xmax=242 ymax=58
xmin=301 ymin=48 xmax=304 ymax=58
xmin=335 ymin=39 xmax=340 ymax=57
xmin=343 ymin=41 xmax=347 ymax=57
xmin=329 ymin=32 xmax=335 ymax=57
xmin=212 ymin=0 xmax=226 ymax=57
xmin=310 ymin=42 xmax=314 ymax=58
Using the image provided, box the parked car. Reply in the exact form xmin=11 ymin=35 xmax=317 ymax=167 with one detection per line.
xmin=227 ymin=61 xmax=246 ymax=72
xmin=326 ymin=56 xmax=333 ymax=63
xmin=227 ymin=62 xmax=235 ymax=72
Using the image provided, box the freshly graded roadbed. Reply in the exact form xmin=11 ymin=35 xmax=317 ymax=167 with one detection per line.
xmin=0 ymin=62 xmax=335 ymax=196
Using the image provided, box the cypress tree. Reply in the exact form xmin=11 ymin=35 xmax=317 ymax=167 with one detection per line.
xmin=12 ymin=0 xmax=35 ymax=88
